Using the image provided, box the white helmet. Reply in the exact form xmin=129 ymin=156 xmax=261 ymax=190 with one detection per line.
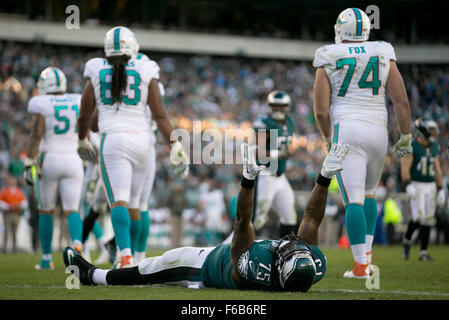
xmin=334 ymin=8 xmax=371 ymax=44
xmin=104 ymin=26 xmax=140 ymax=58
xmin=37 ymin=67 xmax=67 ymax=94
xmin=267 ymin=90 xmax=291 ymax=120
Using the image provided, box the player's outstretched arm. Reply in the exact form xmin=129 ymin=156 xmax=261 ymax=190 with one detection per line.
xmin=26 ymin=114 xmax=45 ymax=159
xmin=313 ymin=67 xmax=332 ymax=151
xmin=298 ymin=144 xmax=350 ymax=245
xmin=231 ymin=143 xmax=266 ymax=282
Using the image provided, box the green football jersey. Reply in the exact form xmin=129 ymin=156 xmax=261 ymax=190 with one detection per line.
xmin=410 ymin=140 xmax=440 ymax=182
xmin=200 ymin=240 xmax=326 ymax=290
xmin=253 ymin=115 xmax=295 ymax=176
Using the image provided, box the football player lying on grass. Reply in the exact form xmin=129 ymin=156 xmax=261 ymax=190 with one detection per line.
xmin=63 ymin=143 xmax=349 ymax=292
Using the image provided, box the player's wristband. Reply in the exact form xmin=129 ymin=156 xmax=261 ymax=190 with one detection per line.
xmin=241 ymin=176 xmax=255 ymax=189
xmin=316 ymin=174 xmax=331 ymax=187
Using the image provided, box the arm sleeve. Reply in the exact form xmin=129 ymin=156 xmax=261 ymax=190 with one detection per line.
xmin=142 ymin=60 xmax=160 ymax=83
xmin=313 ymin=47 xmax=328 ymax=68
xmin=384 ymin=42 xmax=397 ymax=62
xmin=83 ymin=58 xmax=98 ymax=79
xmin=27 ymin=96 xmax=43 ymax=114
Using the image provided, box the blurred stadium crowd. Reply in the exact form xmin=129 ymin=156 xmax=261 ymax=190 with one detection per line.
xmin=1 ymin=40 xmax=449 ymax=251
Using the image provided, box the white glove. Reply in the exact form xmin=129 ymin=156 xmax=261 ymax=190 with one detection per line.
xmin=324 ymin=136 xmax=332 ymax=153
xmin=437 ymin=189 xmax=446 ymax=207
xmin=320 ymin=143 xmax=350 ymax=178
xmin=406 ymin=183 xmax=418 ymax=199
xmin=170 ymin=141 xmax=189 ymax=178
xmin=77 ymin=138 xmax=97 ymax=161
xmin=390 ymin=133 xmax=413 ymax=158
xmin=23 ymin=157 xmax=36 ymax=186
xmin=241 ymin=143 xmax=266 ymax=180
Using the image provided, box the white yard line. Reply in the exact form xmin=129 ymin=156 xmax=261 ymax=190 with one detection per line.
xmin=312 ymin=288 xmax=449 ymax=297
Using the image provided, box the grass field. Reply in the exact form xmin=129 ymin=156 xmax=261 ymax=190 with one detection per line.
xmin=1 ymin=245 xmax=448 ymax=300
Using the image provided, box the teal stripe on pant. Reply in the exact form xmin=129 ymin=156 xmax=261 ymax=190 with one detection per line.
xmin=345 ymin=203 xmax=367 ymax=245
xmin=111 ymin=206 xmax=131 ymax=251
xmin=364 ymin=198 xmax=378 ymax=236
xmin=67 ymin=212 xmax=83 ymax=243
xmin=38 ymin=214 xmax=53 ymax=255
xmin=137 ymin=211 xmax=151 ymax=252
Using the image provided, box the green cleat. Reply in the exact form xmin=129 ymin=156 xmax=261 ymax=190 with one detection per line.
xmin=63 ymin=247 xmax=97 ymax=286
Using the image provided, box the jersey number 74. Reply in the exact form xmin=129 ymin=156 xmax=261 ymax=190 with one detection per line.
xmin=336 ymin=56 xmax=381 ymax=97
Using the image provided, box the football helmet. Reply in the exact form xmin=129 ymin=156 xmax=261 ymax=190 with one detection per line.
xmin=425 ymin=120 xmax=439 ymax=136
xmin=104 ymin=26 xmax=140 ymax=58
xmin=274 ymin=234 xmax=316 ymax=292
xmin=334 ymin=8 xmax=371 ymax=44
xmin=37 ymin=67 xmax=67 ymax=95
xmin=415 ymin=118 xmax=433 ymax=142
xmin=267 ymin=90 xmax=291 ymax=120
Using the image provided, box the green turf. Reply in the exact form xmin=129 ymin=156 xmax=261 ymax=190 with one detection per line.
xmin=1 ymin=245 xmax=448 ymax=300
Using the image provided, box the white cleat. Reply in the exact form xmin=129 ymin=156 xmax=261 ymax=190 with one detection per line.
xmin=94 ymin=251 xmax=110 ymax=265
xmin=343 ymin=262 xmax=369 ymax=279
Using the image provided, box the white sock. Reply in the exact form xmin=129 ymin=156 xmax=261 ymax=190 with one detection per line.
xmin=351 ymin=244 xmax=367 ymax=265
xmin=42 ymin=254 xmax=52 ymax=261
xmin=120 ymin=248 xmax=132 ymax=257
xmin=92 ymin=269 xmax=109 ymax=285
xmin=134 ymin=251 xmax=145 ymax=263
xmin=366 ymin=235 xmax=374 ymax=254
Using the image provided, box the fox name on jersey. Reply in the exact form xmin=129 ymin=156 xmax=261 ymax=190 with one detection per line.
xmin=28 ymin=93 xmax=81 ymax=153
xmin=83 ymin=57 xmax=160 ymax=134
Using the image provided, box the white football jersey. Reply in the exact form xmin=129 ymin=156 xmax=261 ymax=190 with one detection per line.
xmin=313 ymin=41 xmax=397 ymax=126
xmin=27 ymin=93 xmax=81 ymax=153
xmin=83 ymin=57 xmax=160 ymax=134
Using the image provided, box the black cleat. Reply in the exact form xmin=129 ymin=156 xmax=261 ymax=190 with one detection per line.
xmin=63 ymin=246 xmax=97 ymax=286
xmin=419 ymin=253 xmax=434 ymax=261
xmin=402 ymin=243 xmax=410 ymax=260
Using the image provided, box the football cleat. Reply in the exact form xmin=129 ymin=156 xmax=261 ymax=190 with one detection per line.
xmin=119 ymin=255 xmax=135 ymax=269
xmin=94 ymin=250 xmax=110 ymax=265
xmin=402 ymin=243 xmax=410 ymax=260
xmin=418 ymin=252 xmax=434 ymax=262
xmin=34 ymin=260 xmax=55 ymax=270
xmin=343 ymin=261 xmax=369 ymax=279
xmin=63 ymin=247 xmax=96 ymax=286
xmin=105 ymin=240 xmax=117 ymax=264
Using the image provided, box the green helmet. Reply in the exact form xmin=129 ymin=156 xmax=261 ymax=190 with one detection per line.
xmin=274 ymin=234 xmax=316 ymax=292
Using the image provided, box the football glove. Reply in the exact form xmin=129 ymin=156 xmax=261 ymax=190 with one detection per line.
xmin=320 ymin=143 xmax=350 ymax=178
xmin=390 ymin=133 xmax=413 ymax=158
xmin=23 ymin=157 xmax=36 ymax=186
xmin=241 ymin=143 xmax=266 ymax=180
xmin=170 ymin=141 xmax=189 ymax=178
xmin=437 ymin=188 xmax=446 ymax=207
xmin=77 ymin=138 xmax=97 ymax=161
xmin=406 ymin=183 xmax=418 ymax=199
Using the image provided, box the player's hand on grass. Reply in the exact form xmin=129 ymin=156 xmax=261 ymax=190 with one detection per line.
xmin=241 ymin=142 xmax=266 ymax=180
xmin=170 ymin=141 xmax=189 ymax=179
xmin=77 ymin=138 xmax=97 ymax=161
xmin=390 ymin=133 xmax=412 ymax=158
xmin=321 ymin=143 xmax=350 ymax=178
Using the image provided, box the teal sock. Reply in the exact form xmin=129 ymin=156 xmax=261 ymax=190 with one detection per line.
xmin=38 ymin=214 xmax=53 ymax=255
xmin=110 ymin=206 xmax=131 ymax=251
xmin=92 ymin=221 xmax=104 ymax=239
xmin=345 ymin=203 xmax=367 ymax=245
xmin=67 ymin=212 xmax=83 ymax=244
xmin=130 ymin=219 xmax=141 ymax=255
xmin=363 ymin=198 xmax=377 ymax=236
xmin=137 ymin=211 xmax=151 ymax=253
